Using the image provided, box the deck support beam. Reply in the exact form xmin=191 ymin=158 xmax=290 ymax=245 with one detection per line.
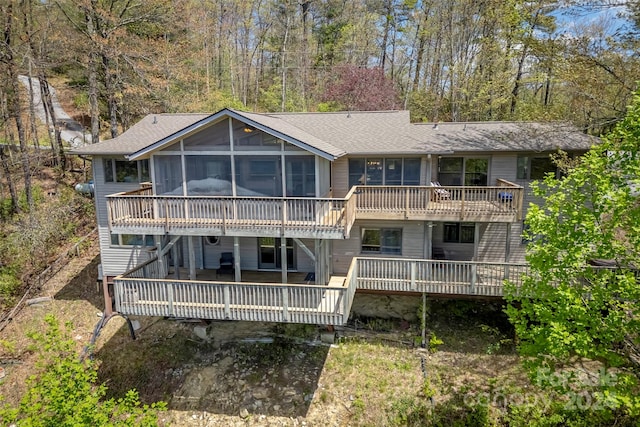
xmin=421 ymin=292 xmax=427 ymax=348
xmin=172 ymin=243 xmax=180 ymax=279
xmin=188 ymin=236 xmax=196 ymax=280
xmin=233 ymin=237 xmax=241 ymax=282
xmin=314 ymin=239 xmax=321 ymax=285
xmin=281 ymin=238 xmax=288 ymax=284
xmin=505 ymin=222 xmax=512 ymax=262
xmin=294 ymin=238 xmax=315 ymax=262
xmin=473 ymin=223 xmax=480 ymax=261
xmin=425 ymin=221 xmax=433 ymax=259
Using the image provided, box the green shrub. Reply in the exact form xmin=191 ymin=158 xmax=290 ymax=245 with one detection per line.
xmin=429 ymin=332 xmax=443 ymax=353
xmin=0 ymin=315 xmax=166 ymax=426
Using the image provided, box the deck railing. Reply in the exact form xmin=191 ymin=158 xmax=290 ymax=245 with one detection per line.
xmin=113 ymin=255 xmax=355 ymax=325
xmin=355 ymin=179 xmax=523 ymax=221
xmin=107 ymin=192 xmax=354 ymax=238
xmin=354 ymin=257 xmax=529 ymax=296
xmin=106 ymin=180 xmax=522 ymax=238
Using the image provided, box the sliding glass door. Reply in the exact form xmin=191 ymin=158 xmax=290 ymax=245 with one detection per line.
xmin=258 ymin=238 xmax=295 ymax=270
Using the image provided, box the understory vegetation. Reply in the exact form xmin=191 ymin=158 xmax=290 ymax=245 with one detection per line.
xmin=0 ymin=159 xmax=95 ymax=312
xmin=0 ymin=315 xmax=165 ymax=426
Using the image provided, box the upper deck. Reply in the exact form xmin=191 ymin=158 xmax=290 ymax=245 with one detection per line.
xmin=107 ymin=180 xmax=523 ymax=238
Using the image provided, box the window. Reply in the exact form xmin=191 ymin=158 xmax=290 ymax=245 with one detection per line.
xmin=110 ymin=234 xmax=155 ymax=247
xmin=205 ymin=236 xmax=220 ymax=246
xmin=235 ymin=124 xmax=281 ymax=150
xmin=349 ymin=159 xmax=365 ymax=187
xmin=464 ymin=158 xmax=488 ymax=186
xmin=235 ymin=156 xmax=282 ymax=196
xmin=443 ymin=223 xmax=475 ymax=243
xmin=361 ymin=228 xmax=402 ymax=254
xmin=104 ymin=159 xmax=150 ymax=183
xmin=517 ymin=155 xmax=557 ymax=180
xmin=438 ymin=157 xmax=463 ymax=186
xmin=286 ymin=156 xmax=315 ymax=196
xmin=438 ymin=157 xmax=488 ymax=186
xmin=348 ymin=158 xmax=421 ymax=187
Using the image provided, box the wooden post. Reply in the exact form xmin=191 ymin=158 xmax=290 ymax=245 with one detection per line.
xmin=233 ymin=236 xmax=241 ymax=282
xmin=410 ymin=261 xmax=417 ymax=291
xmin=172 ymin=244 xmax=180 ymax=279
xmin=505 ymin=222 xmax=512 ymax=262
xmin=103 ymin=277 xmax=113 ymax=316
xmin=470 ymin=264 xmax=477 ymax=294
xmin=281 ymin=238 xmax=288 ymax=284
xmin=405 ymin=187 xmax=410 ymax=218
xmin=224 ymin=285 xmax=230 ymax=319
xmin=167 ymin=282 xmax=174 ymax=317
xmin=426 ymin=221 xmax=433 ymax=259
xmin=282 ymin=287 xmax=289 ymax=321
xmin=188 ymin=236 xmax=196 ymax=280
xmin=421 ymin=292 xmax=427 ymax=348
xmin=474 ymin=223 xmax=480 ymax=261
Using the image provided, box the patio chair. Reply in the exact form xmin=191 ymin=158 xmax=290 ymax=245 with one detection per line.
xmin=430 ymin=182 xmax=450 ymax=201
xmin=217 ymin=252 xmax=234 ymax=275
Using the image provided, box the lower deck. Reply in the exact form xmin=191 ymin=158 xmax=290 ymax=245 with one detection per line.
xmin=112 ymin=256 xmax=527 ymax=325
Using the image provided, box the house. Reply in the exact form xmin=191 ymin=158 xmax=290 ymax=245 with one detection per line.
xmin=72 ymin=109 xmax=595 ymax=327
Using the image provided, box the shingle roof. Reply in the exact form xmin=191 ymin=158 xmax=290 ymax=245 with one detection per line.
xmin=70 ymin=113 xmax=210 ymax=155
xmin=229 ymin=110 xmax=347 ymax=158
xmin=266 ymin=110 xmax=452 ymax=155
xmin=70 ymin=110 xmax=596 ymax=159
xmin=409 ymin=121 xmax=596 ymax=152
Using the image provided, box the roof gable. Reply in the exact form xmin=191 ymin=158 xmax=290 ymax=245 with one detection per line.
xmin=129 ymin=109 xmax=344 ymax=161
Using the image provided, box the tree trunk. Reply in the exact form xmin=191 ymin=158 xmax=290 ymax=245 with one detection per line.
xmin=84 ymin=6 xmax=100 ymax=144
xmin=21 ymin=1 xmax=39 ymax=149
xmin=39 ymin=76 xmax=65 ymax=168
xmin=3 ymin=2 xmax=33 ymax=210
xmin=281 ymin=16 xmax=290 ymax=112
xmin=0 ymin=92 xmax=18 ymax=214
xmin=102 ymin=53 xmax=119 ymax=138
xmin=25 ymin=69 xmax=40 ymax=150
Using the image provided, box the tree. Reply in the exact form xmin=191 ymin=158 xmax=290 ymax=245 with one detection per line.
xmin=0 ymin=1 xmax=33 ymax=211
xmin=0 ymin=315 xmax=166 ymax=426
xmin=506 ymin=91 xmax=640 ymax=415
xmin=321 ymin=65 xmax=400 ymax=111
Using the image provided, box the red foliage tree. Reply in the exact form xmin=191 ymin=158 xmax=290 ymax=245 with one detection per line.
xmin=322 ymin=66 xmax=400 ymax=111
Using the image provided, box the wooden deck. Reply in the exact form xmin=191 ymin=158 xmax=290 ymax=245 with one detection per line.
xmin=108 ymin=190 xmax=355 ymax=239
xmin=106 ymin=181 xmax=522 ymax=239
xmin=355 ymin=183 xmax=522 ymax=222
xmin=114 ymin=255 xmax=355 ymax=325
xmin=354 ymin=257 xmax=528 ymax=297
xmin=112 ymin=254 xmax=527 ymax=324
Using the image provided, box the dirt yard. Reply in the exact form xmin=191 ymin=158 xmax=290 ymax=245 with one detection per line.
xmin=0 ymin=239 xmax=523 ymax=426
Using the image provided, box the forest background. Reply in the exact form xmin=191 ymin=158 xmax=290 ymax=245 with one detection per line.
xmin=1 ymin=0 xmax=639 ymax=150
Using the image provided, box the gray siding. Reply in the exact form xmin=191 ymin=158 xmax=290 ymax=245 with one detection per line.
xmin=318 ymin=158 xmax=331 ymax=197
xmin=94 ymin=156 xmax=153 ymax=277
xmin=332 ymin=220 xmax=425 ymax=274
xmin=489 ymin=154 xmax=517 ymax=183
xmin=331 ymin=157 xmax=349 ymax=197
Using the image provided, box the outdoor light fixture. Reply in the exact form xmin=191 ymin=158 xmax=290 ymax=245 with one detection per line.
xmin=243 ymin=125 xmax=254 ymax=133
